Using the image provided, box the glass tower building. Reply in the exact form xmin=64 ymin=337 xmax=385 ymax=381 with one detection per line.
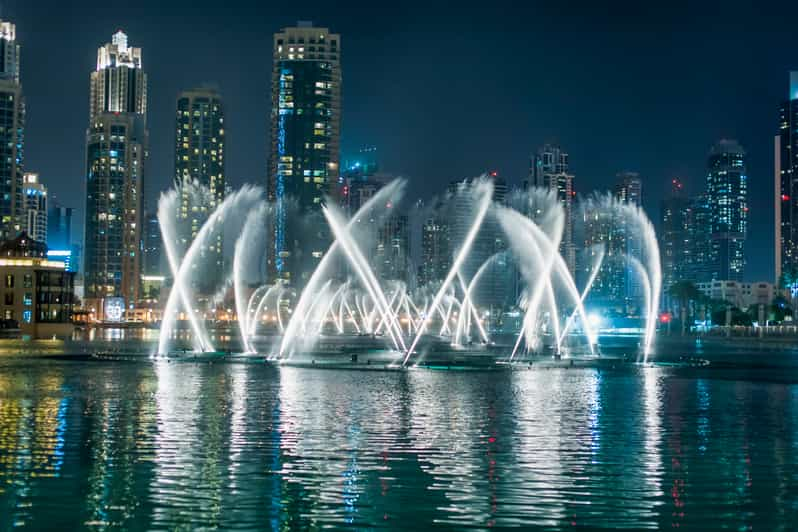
xmin=706 ymin=139 xmax=747 ymax=282
xmin=0 ymin=21 xmax=24 ymax=241
xmin=267 ymin=22 xmax=341 ymax=287
xmin=174 ymin=87 xmax=225 ymax=292
xmin=84 ymin=31 xmax=147 ymax=312
xmin=776 ymin=72 xmax=798 ymax=287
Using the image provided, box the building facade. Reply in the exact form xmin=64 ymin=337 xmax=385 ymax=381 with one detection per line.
xmin=776 ymin=72 xmax=798 ymax=286
xmin=706 ymin=139 xmax=747 ymax=282
xmin=0 ymin=233 xmax=74 ymax=338
xmin=527 ymin=144 xmax=575 ymax=274
xmin=660 ymin=179 xmax=689 ymax=297
xmin=0 ymin=21 xmax=24 ymax=241
xmin=22 ymin=172 xmax=46 ymax=243
xmin=174 ymin=87 xmax=225 ymax=292
xmin=84 ymin=31 xmax=147 ymax=312
xmin=267 ymin=22 xmax=341 ymax=287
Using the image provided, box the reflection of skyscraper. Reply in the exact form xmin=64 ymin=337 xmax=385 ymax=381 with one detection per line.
xmin=0 ymin=21 xmax=24 ymax=240
xmin=706 ymin=140 xmax=747 ymax=282
xmin=267 ymin=22 xmax=341 ymax=287
xmin=527 ymin=144 xmax=575 ymax=273
xmin=84 ymin=31 xmax=147 ymax=311
xmin=22 ymin=172 xmax=46 ymax=243
xmin=174 ymin=87 xmax=225 ymax=291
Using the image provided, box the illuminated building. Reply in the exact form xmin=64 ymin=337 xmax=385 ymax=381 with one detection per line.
xmin=0 ymin=233 xmax=74 ymax=337
xmin=448 ymin=176 xmax=510 ymax=310
xmin=418 ymin=199 xmax=451 ymax=288
xmin=174 ymin=87 xmax=225 ymax=291
xmin=527 ymin=144 xmax=575 ymax=274
xmin=660 ymin=179 xmax=689 ymax=297
xmin=0 ymin=20 xmax=24 ymax=240
xmin=142 ymin=212 xmax=162 ymax=277
xmin=84 ymin=31 xmax=147 ymax=313
xmin=267 ymin=22 xmax=341 ymax=287
xmin=684 ymin=194 xmax=713 ymax=283
xmin=22 ymin=172 xmax=46 ymax=243
xmin=776 ymin=72 xmax=798 ymax=286
xmin=583 ymin=172 xmax=643 ymax=314
xmin=706 ymin=139 xmax=747 ymax=282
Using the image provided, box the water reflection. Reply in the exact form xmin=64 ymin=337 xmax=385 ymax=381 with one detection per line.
xmin=1 ymin=359 xmax=798 ymax=529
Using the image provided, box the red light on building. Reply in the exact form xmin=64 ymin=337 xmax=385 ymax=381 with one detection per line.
xmin=659 ymin=312 xmax=672 ymax=324
xmin=489 ymin=171 xmax=498 ymax=177
xmin=783 ymin=194 xmax=791 ymax=202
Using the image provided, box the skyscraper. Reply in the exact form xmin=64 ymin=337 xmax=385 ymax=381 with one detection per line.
xmin=47 ymin=201 xmax=77 ymax=272
xmin=142 ymin=212 xmax=162 ymax=277
xmin=448 ymin=176 xmax=510 ymax=311
xmin=22 ymin=172 xmax=46 ymax=243
xmin=84 ymin=31 xmax=147 ymax=312
xmin=706 ymin=139 xmax=747 ymax=282
xmin=267 ymin=22 xmax=341 ymax=287
xmin=174 ymin=87 xmax=225 ymax=291
xmin=419 ymin=207 xmax=451 ymax=288
xmin=776 ymin=72 xmax=798 ymax=286
xmin=0 ymin=21 xmax=24 ymax=241
xmin=660 ymin=178 xmax=689 ymax=295
xmin=583 ymin=172 xmax=644 ymax=314
xmin=527 ymin=144 xmax=575 ymax=274
xmin=684 ymin=194 xmax=712 ymax=283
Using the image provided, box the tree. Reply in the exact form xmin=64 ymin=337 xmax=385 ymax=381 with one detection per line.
xmin=668 ymin=280 xmax=702 ymax=335
xmin=769 ymin=295 xmax=793 ymax=324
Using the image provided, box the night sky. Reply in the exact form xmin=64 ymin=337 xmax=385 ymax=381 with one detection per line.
xmin=7 ymin=0 xmax=798 ymax=281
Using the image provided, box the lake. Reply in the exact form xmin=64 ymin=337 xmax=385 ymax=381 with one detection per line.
xmin=1 ymin=351 xmax=798 ymax=529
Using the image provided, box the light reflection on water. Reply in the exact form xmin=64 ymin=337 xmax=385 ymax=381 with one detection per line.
xmin=1 ymin=359 xmax=798 ymax=529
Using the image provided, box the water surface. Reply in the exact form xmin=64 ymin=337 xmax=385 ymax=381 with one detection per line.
xmin=1 ymin=355 xmax=797 ymax=529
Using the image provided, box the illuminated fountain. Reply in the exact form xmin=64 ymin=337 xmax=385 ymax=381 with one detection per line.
xmin=155 ymin=176 xmax=661 ymax=365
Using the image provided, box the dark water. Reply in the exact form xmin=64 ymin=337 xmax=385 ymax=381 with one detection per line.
xmin=1 ymin=356 xmax=798 ymax=530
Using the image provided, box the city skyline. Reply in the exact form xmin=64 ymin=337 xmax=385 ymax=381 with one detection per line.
xmin=5 ymin=1 xmax=798 ymax=281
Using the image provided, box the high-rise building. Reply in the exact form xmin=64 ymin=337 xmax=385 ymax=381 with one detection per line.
xmin=776 ymin=72 xmax=798 ymax=286
xmin=684 ymin=194 xmax=712 ymax=283
xmin=84 ymin=31 xmax=147 ymax=311
xmin=527 ymin=144 xmax=575 ymax=274
xmin=22 ymin=172 xmax=46 ymax=243
xmin=706 ymin=139 xmax=747 ymax=282
xmin=267 ymin=22 xmax=341 ymax=287
xmin=419 ymin=207 xmax=451 ymax=288
xmin=142 ymin=212 xmax=162 ymax=278
xmin=173 ymin=87 xmax=225 ymax=291
xmin=47 ymin=201 xmax=77 ymax=273
xmin=376 ymin=211 xmax=410 ymax=283
xmin=615 ymin=171 xmax=643 ymax=302
xmin=583 ymin=172 xmax=644 ymax=314
xmin=448 ymin=176 xmax=510 ymax=310
xmin=660 ymin=179 xmax=689 ymax=295
xmin=614 ymin=171 xmax=642 ymax=207
xmin=47 ymin=203 xmax=73 ymax=250
xmin=0 ymin=21 xmax=24 ymax=241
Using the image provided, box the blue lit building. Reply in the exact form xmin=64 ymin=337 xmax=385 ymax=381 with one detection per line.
xmin=706 ymin=139 xmax=747 ymax=282
xmin=267 ymin=22 xmax=341 ymax=287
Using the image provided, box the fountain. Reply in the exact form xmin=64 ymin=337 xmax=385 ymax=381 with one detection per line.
xmin=155 ymin=175 xmax=662 ymax=366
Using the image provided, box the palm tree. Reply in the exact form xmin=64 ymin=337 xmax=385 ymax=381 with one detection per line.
xmin=668 ymin=281 xmax=702 ymax=335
